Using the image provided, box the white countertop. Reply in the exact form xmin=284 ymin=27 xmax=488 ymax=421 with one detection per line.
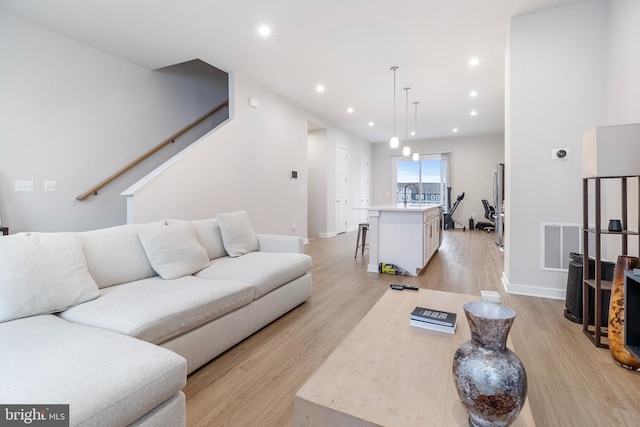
xmin=366 ymin=203 xmax=442 ymax=212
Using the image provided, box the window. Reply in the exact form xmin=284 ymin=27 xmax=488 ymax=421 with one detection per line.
xmin=393 ymin=153 xmax=449 ymax=207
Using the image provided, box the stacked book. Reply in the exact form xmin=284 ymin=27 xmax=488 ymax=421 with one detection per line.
xmin=481 ymin=290 xmax=501 ymax=304
xmin=409 ymin=306 xmax=457 ymax=334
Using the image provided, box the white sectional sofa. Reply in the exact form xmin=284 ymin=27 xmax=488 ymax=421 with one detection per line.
xmin=0 ymin=211 xmax=312 ymax=426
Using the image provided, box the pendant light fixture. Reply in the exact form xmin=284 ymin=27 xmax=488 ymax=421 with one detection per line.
xmin=389 ymin=66 xmax=399 ymax=148
xmin=402 ymin=87 xmax=411 ymax=156
xmin=412 ymin=101 xmax=420 ymax=161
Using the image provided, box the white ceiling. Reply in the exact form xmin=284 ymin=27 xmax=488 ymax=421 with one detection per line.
xmin=0 ymin=0 xmax=587 ymax=143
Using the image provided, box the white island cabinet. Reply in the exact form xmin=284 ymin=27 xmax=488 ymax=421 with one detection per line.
xmin=366 ymin=204 xmax=443 ymax=276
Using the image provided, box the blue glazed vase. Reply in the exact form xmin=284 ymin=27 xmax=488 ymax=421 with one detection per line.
xmin=452 ymin=302 xmax=528 ymax=427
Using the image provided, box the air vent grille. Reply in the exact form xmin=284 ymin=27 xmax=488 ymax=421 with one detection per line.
xmin=541 ymin=223 xmax=582 ymax=271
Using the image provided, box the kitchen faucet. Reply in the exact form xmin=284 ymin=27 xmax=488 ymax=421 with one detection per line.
xmin=403 ymin=183 xmax=418 ymax=206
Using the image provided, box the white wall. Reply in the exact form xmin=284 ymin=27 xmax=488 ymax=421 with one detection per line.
xmin=606 ymin=0 xmax=640 ymax=125
xmin=0 ymin=12 xmax=227 ymax=232
xmin=126 ymin=72 xmax=372 ymax=240
xmin=124 ymin=73 xmax=308 ymax=237
xmin=371 ymin=134 xmax=504 ymax=226
xmin=506 ymin=0 xmax=608 ymax=298
xmin=599 ymin=0 xmax=640 ymax=259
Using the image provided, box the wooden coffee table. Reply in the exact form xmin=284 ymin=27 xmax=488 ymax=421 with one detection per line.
xmin=295 ymin=288 xmax=535 ymax=426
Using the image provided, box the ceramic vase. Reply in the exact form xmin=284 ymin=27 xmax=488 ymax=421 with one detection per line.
xmin=608 ymin=255 xmax=640 ymax=370
xmin=452 ymin=302 xmax=527 ymax=427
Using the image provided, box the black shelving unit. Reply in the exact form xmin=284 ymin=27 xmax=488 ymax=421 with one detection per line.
xmin=582 ymin=175 xmax=640 ymax=348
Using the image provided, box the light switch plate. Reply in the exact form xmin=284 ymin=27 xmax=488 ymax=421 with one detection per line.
xmin=15 ymin=180 xmax=34 ymax=192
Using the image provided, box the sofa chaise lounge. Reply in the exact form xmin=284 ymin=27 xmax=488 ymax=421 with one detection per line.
xmin=0 ymin=211 xmax=312 ymax=426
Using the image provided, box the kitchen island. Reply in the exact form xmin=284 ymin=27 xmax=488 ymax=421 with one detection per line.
xmin=366 ymin=204 xmax=442 ymax=276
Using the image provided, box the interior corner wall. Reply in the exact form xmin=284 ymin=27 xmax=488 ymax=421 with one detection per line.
xmin=506 ymin=0 xmax=607 ymax=298
xmin=371 ymin=134 xmax=504 ymax=225
xmin=0 ymin=12 xmax=227 ymax=233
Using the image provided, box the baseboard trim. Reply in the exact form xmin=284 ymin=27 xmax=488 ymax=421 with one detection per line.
xmin=501 ymin=271 xmax=565 ymax=300
xmin=319 ymin=232 xmax=337 ymax=238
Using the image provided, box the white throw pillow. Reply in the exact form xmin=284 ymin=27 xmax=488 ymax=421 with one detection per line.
xmin=138 ymin=222 xmax=210 ymax=279
xmin=216 ymin=211 xmax=259 ymax=257
xmin=0 ymin=233 xmax=100 ymax=323
xmin=165 ymin=218 xmax=227 ymax=260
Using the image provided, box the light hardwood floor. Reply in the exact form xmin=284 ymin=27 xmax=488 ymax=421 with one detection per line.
xmin=184 ymin=229 xmax=640 ymax=426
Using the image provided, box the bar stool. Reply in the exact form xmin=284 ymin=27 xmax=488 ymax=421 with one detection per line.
xmin=354 ymin=222 xmax=369 ymax=258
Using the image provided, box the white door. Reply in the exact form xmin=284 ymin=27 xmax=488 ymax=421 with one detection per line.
xmin=336 ymin=146 xmax=348 ymax=234
xmin=360 ymin=153 xmax=370 ymax=223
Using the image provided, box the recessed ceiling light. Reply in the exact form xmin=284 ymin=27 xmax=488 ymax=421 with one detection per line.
xmin=368 ymin=121 xmax=374 ymax=127
xmin=470 ymin=110 xmax=477 ymax=116
xmin=468 ymin=57 xmax=479 ymax=67
xmin=347 ymin=107 xmax=354 ymax=113
xmin=453 ymin=128 xmax=459 ymax=133
xmin=316 ymin=85 xmax=325 ymax=93
xmin=469 ymin=90 xmax=478 ymax=97
xmin=258 ymin=25 xmax=271 ymax=37
xmin=411 ymin=131 xmax=416 ymax=136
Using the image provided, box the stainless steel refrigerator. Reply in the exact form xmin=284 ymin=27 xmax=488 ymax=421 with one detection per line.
xmin=493 ymin=163 xmax=505 ymax=248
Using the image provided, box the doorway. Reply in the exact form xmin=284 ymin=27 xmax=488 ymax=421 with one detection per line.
xmin=336 ymin=146 xmax=348 ymax=234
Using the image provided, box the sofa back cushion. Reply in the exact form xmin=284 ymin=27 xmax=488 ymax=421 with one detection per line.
xmin=216 ymin=211 xmax=259 ymax=257
xmin=138 ymin=222 xmax=210 ymax=280
xmin=79 ymin=222 xmax=165 ymax=288
xmin=0 ymin=232 xmax=100 ymax=322
xmin=165 ymin=218 xmax=227 ymax=260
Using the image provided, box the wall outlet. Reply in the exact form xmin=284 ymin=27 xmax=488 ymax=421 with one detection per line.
xmin=15 ymin=180 xmax=34 ymax=192
xmin=552 ymin=148 xmax=570 ymax=159
xmin=292 ymin=221 xmax=297 ymax=231
xmin=44 ymin=181 xmax=57 ymax=192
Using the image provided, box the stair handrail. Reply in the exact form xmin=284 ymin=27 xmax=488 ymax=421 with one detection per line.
xmin=76 ymin=100 xmax=228 ymax=201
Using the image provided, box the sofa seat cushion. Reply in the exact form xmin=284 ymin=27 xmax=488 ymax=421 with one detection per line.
xmin=59 ymin=276 xmax=253 ymax=345
xmin=0 ymin=315 xmax=186 ymax=427
xmin=196 ymin=252 xmax=313 ymax=299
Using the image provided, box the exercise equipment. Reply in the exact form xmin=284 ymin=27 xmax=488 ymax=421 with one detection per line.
xmin=444 ymin=191 xmax=466 ymax=231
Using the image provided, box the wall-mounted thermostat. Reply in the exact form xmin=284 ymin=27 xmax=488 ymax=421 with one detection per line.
xmin=291 ymin=171 xmax=298 ymax=181
xmin=552 ymin=148 xmax=570 ymax=159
